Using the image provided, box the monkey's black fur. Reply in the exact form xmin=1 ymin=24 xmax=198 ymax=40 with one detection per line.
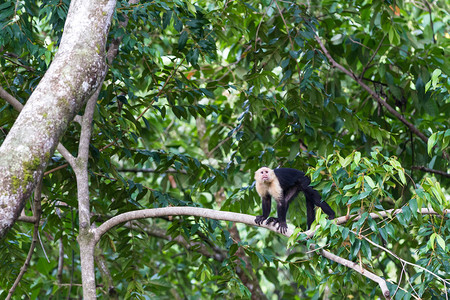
xmin=254 ymin=167 xmax=335 ymax=233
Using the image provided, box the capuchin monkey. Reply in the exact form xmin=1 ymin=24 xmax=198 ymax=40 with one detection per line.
xmin=254 ymin=167 xmax=335 ymax=233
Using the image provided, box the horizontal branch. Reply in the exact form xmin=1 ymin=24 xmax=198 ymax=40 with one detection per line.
xmin=93 ymin=207 xmax=293 ymax=244
xmin=17 ymin=215 xmax=36 ymax=223
xmin=118 ymin=168 xmax=187 ymax=174
xmin=411 ymin=166 xmax=450 ymax=178
xmin=336 ymin=207 xmax=449 ymax=225
xmin=95 ymin=206 xmax=449 ymax=243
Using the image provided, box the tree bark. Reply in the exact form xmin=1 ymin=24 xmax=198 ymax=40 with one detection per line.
xmin=0 ymin=0 xmax=116 ymax=239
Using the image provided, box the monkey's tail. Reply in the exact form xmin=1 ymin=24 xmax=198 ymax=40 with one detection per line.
xmin=303 ymin=186 xmax=335 ymax=228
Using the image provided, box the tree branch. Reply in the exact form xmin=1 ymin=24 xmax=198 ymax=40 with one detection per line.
xmin=118 ymin=168 xmax=187 ymax=174
xmin=7 ymin=178 xmax=43 ymax=299
xmin=94 ymin=206 xmax=401 ymax=298
xmin=94 ymin=207 xmax=287 ymax=243
xmin=315 ymin=246 xmax=391 ymax=299
xmin=0 ymin=85 xmax=23 ymax=112
xmin=93 ymin=206 xmax=450 ymax=298
xmin=314 ymin=35 xmax=429 ymax=144
xmin=125 ymin=221 xmax=226 ymax=261
xmin=411 ymin=166 xmax=450 ymax=178
xmin=349 ymin=228 xmax=449 ymax=297
xmin=75 ymin=91 xmax=100 ymax=228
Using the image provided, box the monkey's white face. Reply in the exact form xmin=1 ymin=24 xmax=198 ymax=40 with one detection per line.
xmin=255 ymin=167 xmax=273 ymax=183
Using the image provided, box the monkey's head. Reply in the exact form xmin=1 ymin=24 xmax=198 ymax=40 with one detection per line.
xmin=254 ymin=167 xmax=274 ymax=183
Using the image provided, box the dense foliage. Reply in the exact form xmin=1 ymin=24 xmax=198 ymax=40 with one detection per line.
xmin=0 ymin=0 xmax=449 ymax=298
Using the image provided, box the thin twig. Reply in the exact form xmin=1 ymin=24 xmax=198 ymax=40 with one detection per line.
xmin=274 ymin=0 xmax=303 ymax=82
xmin=6 ymin=179 xmax=43 ymax=299
xmin=360 ymin=35 xmax=386 ymax=79
xmin=44 ymin=163 xmax=69 ymax=176
xmin=423 ymin=1 xmax=436 ymax=44
xmin=118 ymin=168 xmax=187 ymax=174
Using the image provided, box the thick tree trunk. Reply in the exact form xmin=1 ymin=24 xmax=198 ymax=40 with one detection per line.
xmin=0 ymin=0 xmax=116 ymax=239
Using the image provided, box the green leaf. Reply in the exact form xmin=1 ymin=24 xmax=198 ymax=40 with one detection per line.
xmin=367 ymin=217 xmax=378 ymax=233
xmin=431 ymin=69 xmax=442 ymax=89
xmin=354 ymin=151 xmax=361 ymax=166
xmin=200 ymin=88 xmax=214 ymax=98
xmin=361 ymin=240 xmax=372 ymax=260
xmin=341 ymin=227 xmax=349 ymax=240
xmin=178 ymin=31 xmax=188 ymax=50
xmin=340 ymin=154 xmax=352 ymax=168
xmin=429 ymin=233 xmax=436 ymax=250
xmin=187 ymin=48 xmax=199 ymax=66
xmin=409 ymin=198 xmax=418 ymax=216
xmin=364 ymin=176 xmax=375 ymax=189
xmin=322 ymin=181 xmax=333 ymax=196
xmin=186 ymin=2 xmax=196 ymax=16
xmin=379 ymin=227 xmax=388 ymax=242
xmin=352 ymin=239 xmax=361 ymax=257
xmin=398 ymin=169 xmax=406 ymax=185
xmin=435 ymin=234 xmax=446 ymax=251
xmin=402 ymin=206 xmax=412 ymax=222
xmin=288 ymin=227 xmax=302 ymax=247
xmin=358 ymin=190 xmax=371 ymax=200
xmin=343 ymin=182 xmax=358 ymax=190
xmin=428 ymin=133 xmax=437 ymax=155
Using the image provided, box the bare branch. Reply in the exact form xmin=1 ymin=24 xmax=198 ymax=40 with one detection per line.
xmin=56 ymin=144 xmax=76 ymax=168
xmin=411 ymin=166 xmax=450 ymax=178
xmin=43 ymin=163 xmax=69 ymax=176
xmin=94 ymin=207 xmax=287 ymax=243
xmin=314 ymin=35 xmax=430 ymax=145
xmin=118 ymin=168 xmax=187 ymax=174
xmin=7 ymin=179 xmax=43 ymax=299
xmin=0 ymin=85 xmax=23 ymax=112
xmin=315 ymin=246 xmax=391 ymax=299
xmin=17 ymin=215 xmax=36 ymax=223
xmin=125 ymin=222 xmax=226 ymax=261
